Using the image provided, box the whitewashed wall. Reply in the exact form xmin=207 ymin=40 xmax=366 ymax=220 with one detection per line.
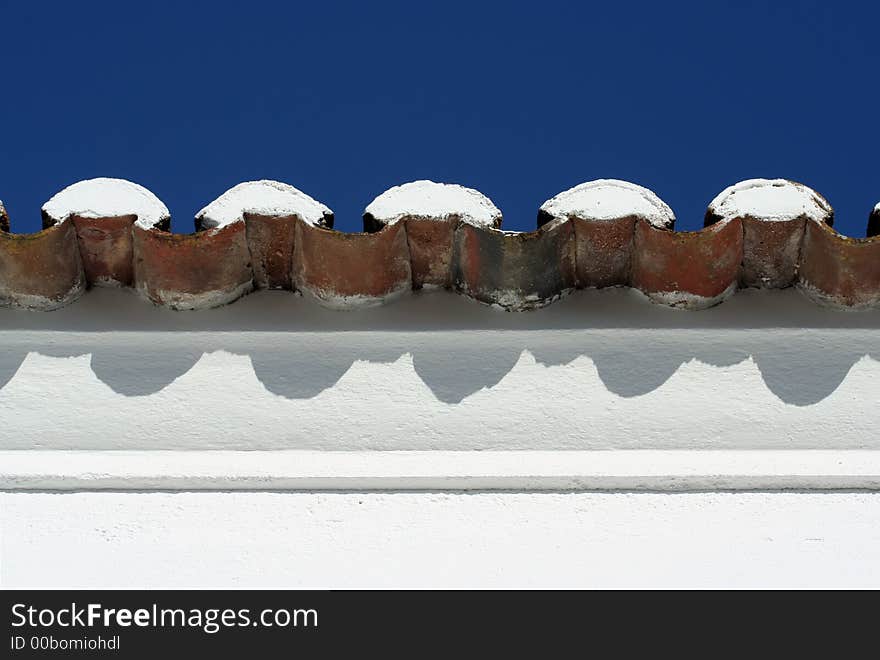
xmin=4 ymin=492 xmax=880 ymax=589
xmin=1 ymin=286 xmax=879 ymax=587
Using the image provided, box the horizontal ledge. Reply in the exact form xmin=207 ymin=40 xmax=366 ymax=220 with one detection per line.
xmin=3 ymin=287 xmax=880 ymax=333
xmin=2 ymin=450 xmax=880 ymax=491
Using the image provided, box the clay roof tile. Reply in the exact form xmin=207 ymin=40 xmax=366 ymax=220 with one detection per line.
xmin=1 ymin=177 xmax=877 ymax=312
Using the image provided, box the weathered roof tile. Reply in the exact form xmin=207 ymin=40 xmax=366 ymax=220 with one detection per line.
xmin=1 ymin=176 xmax=878 ymax=312
xmin=0 ymin=220 xmax=85 ymax=310
xmin=868 ymin=205 xmax=880 ymax=238
xmin=632 ymin=217 xmax=743 ymax=310
xmin=452 ymin=219 xmax=576 ymax=311
xmin=539 ymin=179 xmax=675 ymax=229
xmin=799 ymin=221 xmax=880 ymax=309
xmin=293 ymin=221 xmax=411 ymax=309
xmin=706 ymin=179 xmax=833 ymax=289
xmin=132 ymin=223 xmax=253 ymax=311
xmin=0 ymin=199 xmax=9 ymax=233
xmin=539 ymin=179 xmax=675 ymax=289
xmin=41 ymin=178 xmax=169 ymax=288
xmin=197 ymin=181 xmax=334 ymax=291
xmin=364 ymin=180 xmax=501 ymax=290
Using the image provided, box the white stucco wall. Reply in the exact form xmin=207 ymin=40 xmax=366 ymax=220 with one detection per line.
xmin=2 ymin=286 xmax=879 ymax=586
xmin=2 ymin=286 xmax=879 ymax=454
xmin=4 ymin=492 xmax=880 ymax=588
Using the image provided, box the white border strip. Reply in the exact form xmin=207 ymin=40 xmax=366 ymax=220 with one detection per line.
xmin=2 ymin=450 xmax=880 ymax=491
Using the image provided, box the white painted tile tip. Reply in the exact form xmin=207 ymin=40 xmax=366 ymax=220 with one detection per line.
xmin=796 ymin=280 xmax=880 ymax=311
xmin=135 ymin=279 xmax=254 ymax=311
xmin=196 ymin=180 xmax=334 ymax=230
xmin=364 ymin=180 xmax=503 ymax=228
xmin=0 ymin=283 xmax=85 ymax=311
xmin=42 ymin=178 xmax=170 ymax=230
xmin=540 ymin=179 xmax=675 ymax=229
xmin=643 ymin=281 xmax=739 ymax=311
xmin=708 ymin=178 xmax=833 ymax=223
xmin=300 ymin=282 xmax=412 ymax=310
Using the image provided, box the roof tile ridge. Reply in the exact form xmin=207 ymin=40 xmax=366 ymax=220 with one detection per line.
xmin=1 ymin=177 xmax=880 ymax=312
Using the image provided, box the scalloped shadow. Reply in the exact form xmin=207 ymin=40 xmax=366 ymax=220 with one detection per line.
xmin=1 ymin=287 xmax=878 ymax=405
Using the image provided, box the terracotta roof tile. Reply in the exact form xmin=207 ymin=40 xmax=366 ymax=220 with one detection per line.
xmin=799 ymin=221 xmax=880 ymax=309
xmin=41 ymin=178 xmax=170 ymax=289
xmin=632 ymin=217 xmax=742 ymax=310
xmin=0 ymin=220 xmax=85 ymax=310
xmin=293 ymin=220 xmax=412 ymax=309
xmin=132 ymin=222 xmax=253 ymax=310
xmin=1 ymin=177 xmax=877 ymax=311
xmin=0 ymin=199 xmax=9 ymax=233
xmin=364 ymin=181 xmax=501 ymax=290
xmin=452 ymin=219 xmax=576 ymax=311
xmin=705 ymin=179 xmax=834 ymax=289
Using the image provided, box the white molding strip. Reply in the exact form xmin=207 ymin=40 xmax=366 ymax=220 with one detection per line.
xmin=2 ymin=450 xmax=880 ymax=491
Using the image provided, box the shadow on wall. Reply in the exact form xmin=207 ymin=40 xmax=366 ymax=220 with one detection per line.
xmin=1 ymin=287 xmax=879 ymax=406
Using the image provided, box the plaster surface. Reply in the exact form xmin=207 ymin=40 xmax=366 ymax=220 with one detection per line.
xmin=4 ymin=450 xmax=880 ymax=490
xmin=1 ymin=287 xmax=879 ymax=454
xmin=3 ymin=287 xmax=878 ymax=588
xmin=3 ymin=491 xmax=879 ymax=589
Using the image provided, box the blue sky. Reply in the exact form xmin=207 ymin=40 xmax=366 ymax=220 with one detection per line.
xmin=1 ymin=0 xmax=878 ymax=235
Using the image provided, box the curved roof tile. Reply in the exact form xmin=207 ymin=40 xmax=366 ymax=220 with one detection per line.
xmin=0 ymin=177 xmax=877 ymax=311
